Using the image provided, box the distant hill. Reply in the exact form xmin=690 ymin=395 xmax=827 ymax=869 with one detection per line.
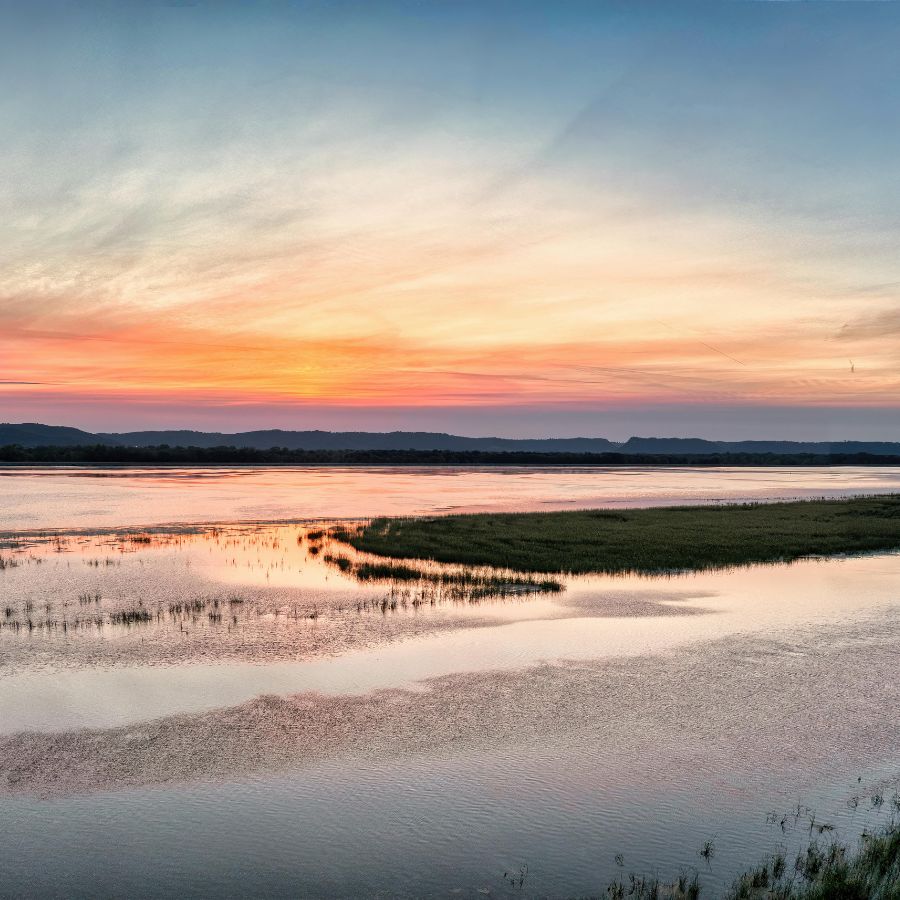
xmin=93 ymin=429 xmax=623 ymax=453
xmin=0 ymin=423 xmax=618 ymax=452
xmin=0 ymin=423 xmax=102 ymax=448
xmin=2 ymin=423 xmax=900 ymax=456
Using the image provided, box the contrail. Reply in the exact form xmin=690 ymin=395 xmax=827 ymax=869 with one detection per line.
xmin=654 ymin=320 xmax=747 ymax=366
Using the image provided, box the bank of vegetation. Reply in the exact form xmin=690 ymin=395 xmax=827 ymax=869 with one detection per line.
xmin=346 ymin=495 xmax=900 ymax=574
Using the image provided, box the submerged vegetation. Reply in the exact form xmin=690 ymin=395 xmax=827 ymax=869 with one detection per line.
xmin=346 ymin=495 xmax=900 ymax=574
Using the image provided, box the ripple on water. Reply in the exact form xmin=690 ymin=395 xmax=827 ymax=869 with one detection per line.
xmin=1 ymin=614 xmax=900 ymax=897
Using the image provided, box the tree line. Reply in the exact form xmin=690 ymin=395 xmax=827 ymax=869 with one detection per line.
xmin=3 ymin=443 xmax=900 ymax=466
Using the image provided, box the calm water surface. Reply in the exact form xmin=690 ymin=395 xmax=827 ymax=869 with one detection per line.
xmin=1 ymin=467 xmax=898 ymax=898
xmin=3 ymin=464 xmax=900 ymax=530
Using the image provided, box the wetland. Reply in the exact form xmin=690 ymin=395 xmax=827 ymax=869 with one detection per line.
xmin=1 ymin=465 xmax=899 ymax=898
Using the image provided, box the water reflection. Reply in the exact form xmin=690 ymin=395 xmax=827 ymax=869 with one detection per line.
xmin=4 ymin=463 xmax=900 ymax=530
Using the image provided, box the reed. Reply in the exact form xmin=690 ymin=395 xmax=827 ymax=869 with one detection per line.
xmin=108 ymin=608 xmax=153 ymax=625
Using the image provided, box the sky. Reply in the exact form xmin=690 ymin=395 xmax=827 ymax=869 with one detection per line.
xmin=1 ymin=0 xmax=899 ymax=440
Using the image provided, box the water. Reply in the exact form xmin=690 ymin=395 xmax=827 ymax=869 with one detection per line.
xmin=1 ymin=467 xmax=898 ymax=898
xmin=3 ymin=464 xmax=900 ymax=530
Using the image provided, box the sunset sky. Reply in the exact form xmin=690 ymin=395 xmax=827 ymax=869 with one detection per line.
xmin=2 ymin=1 xmax=899 ymax=439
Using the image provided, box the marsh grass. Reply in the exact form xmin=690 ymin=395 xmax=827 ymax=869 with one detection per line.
xmin=347 ymin=496 xmax=900 ymax=575
xmin=322 ymin=552 xmax=563 ymax=598
xmin=108 ymin=608 xmax=153 ymax=625
xmin=726 ymin=824 xmax=900 ymax=899
xmin=598 ymin=822 xmax=900 ymax=899
xmin=604 ymin=870 xmax=700 ymax=900
xmin=0 ymin=586 xmax=258 ymax=634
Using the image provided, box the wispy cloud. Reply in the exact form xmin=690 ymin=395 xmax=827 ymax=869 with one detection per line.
xmin=1 ymin=1 xmax=900 ymax=430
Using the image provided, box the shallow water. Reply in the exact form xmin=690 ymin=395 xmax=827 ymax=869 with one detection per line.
xmin=1 ymin=467 xmax=899 ymax=898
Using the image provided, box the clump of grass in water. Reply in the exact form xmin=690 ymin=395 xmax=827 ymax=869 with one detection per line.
xmin=0 ymin=555 xmax=19 ymax=570
xmin=108 ymin=608 xmax=152 ymax=625
xmin=322 ymin=553 xmax=353 ymax=573
xmin=606 ymin=871 xmax=700 ymax=899
xmin=168 ymin=598 xmax=210 ymax=615
xmin=356 ymin=560 xmax=562 ymax=593
xmin=322 ymin=552 xmax=563 ymax=598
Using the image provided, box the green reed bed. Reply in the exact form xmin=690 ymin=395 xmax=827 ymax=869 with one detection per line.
xmin=345 ymin=495 xmax=900 ymax=575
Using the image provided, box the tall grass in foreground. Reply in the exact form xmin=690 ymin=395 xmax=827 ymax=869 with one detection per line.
xmin=599 ymin=822 xmax=900 ymax=899
xmin=346 ymin=496 xmax=900 ymax=575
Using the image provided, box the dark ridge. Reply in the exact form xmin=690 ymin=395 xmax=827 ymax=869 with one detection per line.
xmin=0 ymin=423 xmax=616 ymax=452
xmin=3 ymin=423 xmax=900 ymax=456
